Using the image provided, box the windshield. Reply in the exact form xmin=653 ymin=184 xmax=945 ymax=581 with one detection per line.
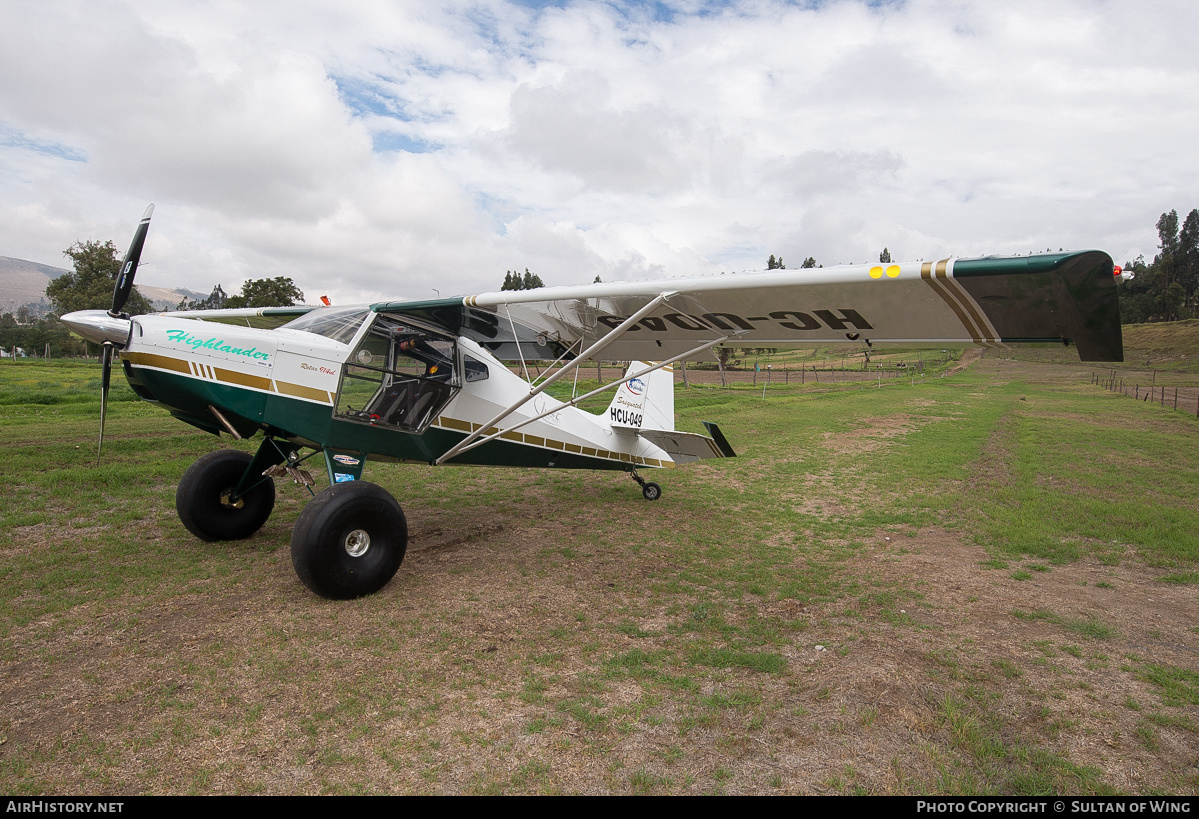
xmin=280 ymin=307 xmax=370 ymax=344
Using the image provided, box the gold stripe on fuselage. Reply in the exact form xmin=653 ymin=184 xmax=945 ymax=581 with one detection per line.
xmin=126 ymin=351 xmax=190 ymax=375
xmin=273 ymin=379 xmax=331 ymax=403
xmin=430 ymin=415 xmax=675 ymax=468
xmin=123 ymin=351 xmax=332 ymax=405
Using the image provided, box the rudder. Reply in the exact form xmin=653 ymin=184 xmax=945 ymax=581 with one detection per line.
xmin=604 ymin=362 xmax=674 ymax=432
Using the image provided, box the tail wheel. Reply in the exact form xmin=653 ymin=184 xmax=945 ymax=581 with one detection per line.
xmin=176 ymin=450 xmax=275 ymax=541
xmin=642 ymin=481 xmax=662 ymax=501
xmin=290 ymin=481 xmax=407 ymax=600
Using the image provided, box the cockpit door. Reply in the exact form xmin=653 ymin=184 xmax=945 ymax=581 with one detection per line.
xmin=333 ymin=314 xmax=459 ymax=433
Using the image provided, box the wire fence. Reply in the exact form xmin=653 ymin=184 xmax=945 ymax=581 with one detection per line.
xmin=1093 ymin=369 xmax=1199 ymax=418
xmin=675 ymin=353 xmax=960 ymax=388
xmin=512 ymin=352 xmax=962 ymax=388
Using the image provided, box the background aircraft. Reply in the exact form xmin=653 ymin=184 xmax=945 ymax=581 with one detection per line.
xmin=62 ymin=207 xmax=1123 ymax=599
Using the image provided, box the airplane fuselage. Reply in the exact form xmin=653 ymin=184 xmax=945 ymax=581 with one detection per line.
xmin=118 ymin=312 xmax=680 ymax=473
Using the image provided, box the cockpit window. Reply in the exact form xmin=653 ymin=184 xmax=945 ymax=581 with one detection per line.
xmin=280 ymin=307 xmax=370 ymax=344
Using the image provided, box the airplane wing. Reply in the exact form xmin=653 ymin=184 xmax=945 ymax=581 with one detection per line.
xmin=156 ymin=305 xmax=317 ymax=329
xmin=376 ymin=250 xmax=1123 ymax=363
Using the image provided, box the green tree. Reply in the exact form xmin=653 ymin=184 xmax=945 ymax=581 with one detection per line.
xmin=766 ymin=255 xmax=786 ymax=270
xmin=46 ymin=239 xmax=153 ymax=316
xmin=1118 ymin=207 xmax=1198 ymax=324
xmin=1156 ymin=210 xmax=1182 ymax=320
xmin=0 ymin=314 xmax=87 ymax=357
xmin=522 ymin=268 xmax=544 ymax=289
xmin=223 ymin=277 xmax=304 ymax=309
xmin=1117 ymin=254 xmax=1157 ymax=324
xmin=500 ymin=268 xmax=545 ymax=291
xmin=879 ymin=247 xmax=891 ymax=263
xmin=800 ymin=257 xmax=817 ymax=269
xmin=1178 ymin=209 xmax=1199 ymax=312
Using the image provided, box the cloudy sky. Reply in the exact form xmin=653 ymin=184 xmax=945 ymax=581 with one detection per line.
xmin=1 ymin=0 xmax=1196 ymax=304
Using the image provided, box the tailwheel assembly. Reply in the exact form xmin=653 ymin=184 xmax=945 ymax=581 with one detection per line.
xmin=629 ymin=470 xmax=662 ymax=501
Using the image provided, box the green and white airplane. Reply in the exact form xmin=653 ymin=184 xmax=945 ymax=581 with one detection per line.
xmin=62 ymin=206 xmax=1124 ymax=599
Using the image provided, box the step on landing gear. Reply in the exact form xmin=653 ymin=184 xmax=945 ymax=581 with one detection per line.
xmin=630 ymin=470 xmax=661 ymax=501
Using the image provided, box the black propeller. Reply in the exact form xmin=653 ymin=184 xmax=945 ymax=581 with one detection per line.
xmin=109 ymin=204 xmax=154 ymax=318
xmin=98 ymin=204 xmax=154 ymax=463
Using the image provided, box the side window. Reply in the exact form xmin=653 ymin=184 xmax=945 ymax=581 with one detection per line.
xmin=335 ymin=315 xmax=459 ymax=433
xmin=463 ymin=354 xmax=489 ymax=383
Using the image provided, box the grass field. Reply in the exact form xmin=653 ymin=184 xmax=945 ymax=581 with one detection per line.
xmin=0 ymin=341 xmax=1196 ymax=795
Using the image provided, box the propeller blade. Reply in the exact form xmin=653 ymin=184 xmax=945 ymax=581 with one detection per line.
xmin=98 ymin=342 xmax=113 ymax=463
xmin=109 ymin=204 xmax=155 ymax=317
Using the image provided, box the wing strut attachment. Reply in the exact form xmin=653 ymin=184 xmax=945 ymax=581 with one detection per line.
xmin=434 ymin=292 xmax=676 ymax=465
xmin=435 ymin=333 xmax=734 ymax=465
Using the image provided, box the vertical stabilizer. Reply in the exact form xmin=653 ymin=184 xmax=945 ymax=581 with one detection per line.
xmin=605 ymin=362 xmax=674 ymax=432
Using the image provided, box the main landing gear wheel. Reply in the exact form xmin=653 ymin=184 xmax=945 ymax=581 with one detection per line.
xmin=290 ymin=481 xmax=408 ymax=600
xmin=176 ymin=450 xmax=276 ymax=541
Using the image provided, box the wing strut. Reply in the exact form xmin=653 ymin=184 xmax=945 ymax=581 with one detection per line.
xmin=435 ymin=333 xmax=734 ymax=465
xmin=531 ymin=337 xmax=583 ymax=388
xmin=434 ymin=292 xmax=676 ymax=465
xmin=504 ymin=304 xmax=532 ymax=383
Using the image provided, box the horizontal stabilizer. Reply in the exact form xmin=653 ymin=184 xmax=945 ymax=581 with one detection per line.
xmin=636 ymin=426 xmax=735 ymax=464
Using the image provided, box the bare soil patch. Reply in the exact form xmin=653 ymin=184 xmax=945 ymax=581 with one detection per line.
xmin=4 ymin=506 xmax=1195 ymax=794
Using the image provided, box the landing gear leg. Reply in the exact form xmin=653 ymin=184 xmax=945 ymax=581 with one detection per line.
xmin=629 ymin=470 xmax=661 ymax=502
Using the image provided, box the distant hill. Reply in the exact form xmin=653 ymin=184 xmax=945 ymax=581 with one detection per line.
xmin=1121 ymin=319 xmax=1199 ymax=365
xmin=0 ymin=256 xmax=203 ymax=314
xmin=0 ymin=256 xmax=69 ymax=314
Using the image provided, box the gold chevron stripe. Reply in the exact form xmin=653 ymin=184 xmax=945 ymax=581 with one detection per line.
xmin=921 ymin=260 xmax=983 ymax=343
xmin=935 ymin=260 xmax=997 ymax=343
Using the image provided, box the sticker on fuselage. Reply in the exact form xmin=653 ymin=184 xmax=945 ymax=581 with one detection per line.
xmin=610 ymin=407 xmax=643 ymax=427
xmin=163 ymin=329 xmax=272 ymax=363
xmin=332 ymin=454 xmax=360 ymax=466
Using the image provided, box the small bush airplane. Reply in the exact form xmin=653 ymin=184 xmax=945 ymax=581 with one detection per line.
xmin=62 ymin=206 xmax=1123 ymax=599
